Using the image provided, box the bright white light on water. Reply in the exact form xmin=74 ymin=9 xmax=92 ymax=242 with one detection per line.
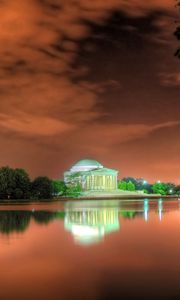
xmin=72 ymin=225 xmax=100 ymax=237
xmin=158 ymin=200 xmax=163 ymax=221
xmin=144 ymin=200 xmax=149 ymax=222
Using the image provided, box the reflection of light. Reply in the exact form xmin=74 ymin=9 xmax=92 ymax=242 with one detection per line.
xmin=71 ymin=225 xmax=104 ymax=245
xmin=158 ymin=199 xmax=163 ymax=221
xmin=72 ymin=225 xmax=100 ymax=237
xmin=144 ymin=199 xmax=149 ymax=222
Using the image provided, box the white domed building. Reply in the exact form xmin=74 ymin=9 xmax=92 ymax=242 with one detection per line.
xmin=64 ymin=159 xmax=118 ymax=191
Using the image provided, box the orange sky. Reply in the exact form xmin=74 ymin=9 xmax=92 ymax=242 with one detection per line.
xmin=0 ymin=0 xmax=179 ymax=183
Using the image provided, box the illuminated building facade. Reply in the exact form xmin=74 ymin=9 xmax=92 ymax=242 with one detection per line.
xmin=64 ymin=159 xmax=118 ymax=191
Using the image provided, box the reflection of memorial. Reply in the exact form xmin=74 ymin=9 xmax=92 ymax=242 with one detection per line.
xmin=64 ymin=208 xmax=120 ymax=245
xmin=0 ymin=199 xmax=178 ymax=239
xmin=64 ymin=199 xmax=178 ymax=245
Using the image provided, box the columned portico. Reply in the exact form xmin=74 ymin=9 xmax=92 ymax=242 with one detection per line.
xmin=86 ymin=175 xmax=117 ymax=190
xmin=64 ymin=159 xmax=118 ymax=192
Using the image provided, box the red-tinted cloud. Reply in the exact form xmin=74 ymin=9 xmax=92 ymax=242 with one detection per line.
xmin=0 ymin=0 xmax=179 ymax=182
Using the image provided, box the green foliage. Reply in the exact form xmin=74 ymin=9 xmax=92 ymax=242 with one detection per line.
xmin=118 ymin=180 xmax=135 ymax=191
xmin=121 ymin=211 xmax=137 ymax=219
xmin=143 ymin=184 xmax=153 ymax=194
xmin=121 ymin=177 xmax=153 ymax=193
xmin=0 ymin=166 xmax=16 ymax=199
xmin=165 ymin=183 xmax=176 ymax=195
xmin=118 ymin=180 xmax=127 ymax=190
xmin=65 ymin=183 xmax=82 ymax=197
xmin=152 ymin=182 xmax=177 ymax=196
xmin=14 ymin=168 xmax=31 ymax=198
xmin=0 ymin=167 xmax=30 ymax=199
xmin=0 ymin=165 xmax=69 ymax=200
xmin=52 ymin=180 xmax=67 ymax=196
xmin=127 ymin=181 xmax=135 ymax=191
xmin=121 ymin=177 xmax=138 ymax=188
xmin=31 ymin=176 xmax=53 ymax=199
xmin=0 ymin=164 xmax=180 ymax=201
xmin=152 ymin=182 xmax=168 ymax=195
xmin=175 ymin=185 xmax=180 ymax=195
xmin=55 ymin=211 xmax=65 ymax=219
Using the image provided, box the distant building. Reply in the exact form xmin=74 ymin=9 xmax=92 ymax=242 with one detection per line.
xmin=64 ymin=159 xmax=118 ymax=191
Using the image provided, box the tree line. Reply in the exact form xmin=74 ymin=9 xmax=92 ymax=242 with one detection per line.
xmin=0 ymin=166 xmax=68 ymax=200
xmin=118 ymin=177 xmax=180 ymax=196
xmin=0 ymin=166 xmax=86 ymax=200
xmin=0 ymin=166 xmax=180 ymax=200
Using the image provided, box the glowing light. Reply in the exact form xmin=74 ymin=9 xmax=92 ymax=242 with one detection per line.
xmin=144 ymin=199 xmax=149 ymax=222
xmin=158 ymin=199 xmax=163 ymax=221
xmin=72 ymin=225 xmax=100 ymax=237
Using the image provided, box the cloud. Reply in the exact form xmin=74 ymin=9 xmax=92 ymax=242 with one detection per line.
xmin=159 ymin=72 xmax=180 ymax=86
xmin=0 ymin=0 xmax=174 ymax=75
xmin=0 ymin=113 xmax=74 ymax=136
xmin=0 ymin=0 xmax=179 ymax=182
xmin=64 ymin=121 xmax=180 ymax=155
xmin=0 ymin=74 xmax=103 ymax=140
xmin=0 ymin=0 xmax=175 ymax=135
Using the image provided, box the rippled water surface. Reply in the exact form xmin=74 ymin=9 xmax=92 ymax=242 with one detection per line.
xmin=0 ymin=199 xmax=180 ymax=300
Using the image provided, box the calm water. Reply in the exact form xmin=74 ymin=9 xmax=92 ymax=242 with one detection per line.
xmin=0 ymin=199 xmax=180 ymax=300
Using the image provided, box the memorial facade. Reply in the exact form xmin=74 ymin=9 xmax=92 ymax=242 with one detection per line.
xmin=64 ymin=159 xmax=118 ymax=191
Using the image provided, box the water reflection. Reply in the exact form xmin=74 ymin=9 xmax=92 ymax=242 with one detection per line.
xmin=0 ymin=211 xmax=59 ymax=234
xmin=0 ymin=199 xmax=179 ymax=242
xmin=144 ymin=199 xmax=149 ymax=221
xmin=0 ymin=199 xmax=179 ymax=300
xmin=63 ymin=199 xmax=180 ymax=245
xmin=65 ymin=207 xmax=120 ymax=245
xmin=158 ymin=199 xmax=163 ymax=221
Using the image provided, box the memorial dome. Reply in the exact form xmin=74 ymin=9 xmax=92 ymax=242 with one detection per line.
xmin=70 ymin=159 xmax=103 ymax=172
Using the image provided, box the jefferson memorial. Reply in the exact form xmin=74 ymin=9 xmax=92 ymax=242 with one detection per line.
xmin=64 ymin=159 xmax=118 ymax=191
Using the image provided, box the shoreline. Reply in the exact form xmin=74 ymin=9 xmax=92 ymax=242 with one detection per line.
xmin=0 ymin=195 xmax=178 ymax=204
xmin=59 ymin=195 xmax=178 ymax=201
